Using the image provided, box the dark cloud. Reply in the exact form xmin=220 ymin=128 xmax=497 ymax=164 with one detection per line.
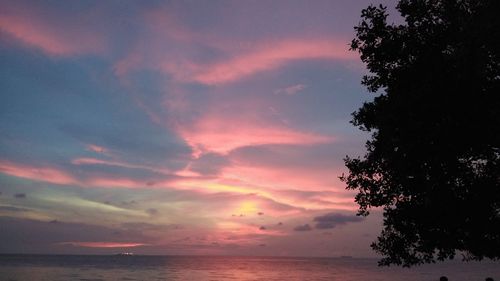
xmin=275 ymin=189 xmax=352 ymax=200
xmin=313 ymin=213 xmax=363 ymax=229
xmin=259 ymin=226 xmax=266 ymax=230
xmin=146 ymin=208 xmax=159 ymax=216
xmin=14 ymin=193 xmax=26 ymax=199
xmin=121 ymin=222 xmax=180 ymax=232
xmin=294 ymin=224 xmax=312 ymax=231
xmin=257 ymin=212 xmax=264 ymax=216
xmin=0 ymin=217 xmax=149 ymax=254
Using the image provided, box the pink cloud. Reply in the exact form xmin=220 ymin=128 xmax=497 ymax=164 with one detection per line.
xmin=170 ymin=172 xmax=354 ymax=213
xmin=218 ymin=146 xmax=357 ymax=210
xmin=275 ymin=189 xmax=357 ymax=211
xmin=0 ymin=11 xmax=106 ymax=56
xmin=0 ymin=159 xmax=176 ymax=189
xmin=190 ymin=40 xmax=355 ymax=85
xmin=218 ymin=166 xmax=355 ymax=211
xmin=113 ymin=51 xmax=145 ymax=78
xmin=72 ymin=158 xmax=114 ymax=168
xmin=113 ymin=8 xmax=202 ymax=79
xmin=114 ymin=12 xmax=356 ymax=85
xmin=167 ymin=96 xmax=334 ymax=155
xmin=59 ymin=242 xmax=147 ymax=248
xmin=0 ymin=160 xmax=77 ymax=186
xmin=214 ymin=221 xmax=287 ymax=238
xmin=85 ymin=177 xmax=154 ymax=189
xmin=160 ymin=90 xmax=338 ymax=194
xmin=143 ymin=7 xmax=200 ymax=44
xmin=125 ymin=39 xmax=354 ymax=85
xmin=169 ymin=143 xmax=357 ymax=211
xmin=177 ymin=116 xmax=333 ymax=155
xmin=110 ymin=1 xmax=359 ymax=86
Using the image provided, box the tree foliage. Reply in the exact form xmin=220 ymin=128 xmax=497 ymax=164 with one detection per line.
xmin=342 ymin=0 xmax=500 ymax=267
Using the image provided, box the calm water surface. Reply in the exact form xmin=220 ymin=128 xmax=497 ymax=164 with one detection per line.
xmin=0 ymin=255 xmax=498 ymax=281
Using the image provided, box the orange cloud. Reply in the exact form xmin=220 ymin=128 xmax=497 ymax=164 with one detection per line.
xmin=59 ymin=242 xmax=147 ymax=248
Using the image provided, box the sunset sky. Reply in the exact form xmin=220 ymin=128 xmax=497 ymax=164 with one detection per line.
xmin=0 ymin=0 xmax=397 ymax=257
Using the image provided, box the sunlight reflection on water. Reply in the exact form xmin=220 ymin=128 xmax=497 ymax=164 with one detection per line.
xmin=0 ymin=255 xmax=499 ymax=281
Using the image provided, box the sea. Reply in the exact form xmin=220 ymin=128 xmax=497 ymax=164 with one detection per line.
xmin=0 ymin=255 xmax=498 ymax=281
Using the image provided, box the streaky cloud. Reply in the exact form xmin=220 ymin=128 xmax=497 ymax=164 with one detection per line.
xmin=0 ymin=2 xmax=107 ymax=56
xmin=58 ymin=241 xmax=147 ymax=248
xmin=190 ymin=40 xmax=356 ymax=85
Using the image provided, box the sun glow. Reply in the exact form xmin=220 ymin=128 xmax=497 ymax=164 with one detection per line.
xmin=235 ymin=201 xmax=258 ymax=215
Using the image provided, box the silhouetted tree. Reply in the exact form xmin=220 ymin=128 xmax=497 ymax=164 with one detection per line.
xmin=342 ymin=0 xmax=500 ymax=267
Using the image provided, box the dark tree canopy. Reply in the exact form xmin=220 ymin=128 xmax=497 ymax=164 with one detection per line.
xmin=343 ymin=0 xmax=500 ymax=267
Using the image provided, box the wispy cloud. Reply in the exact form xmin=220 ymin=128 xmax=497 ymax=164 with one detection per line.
xmin=71 ymin=157 xmax=173 ymax=175
xmin=0 ymin=10 xmax=106 ymax=56
xmin=85 ymin=144 xmax=109 ymax=155
xmin=176 ymin=115 xmax=333 ymax=155
xmin=0 ymin=160 xmax=78 ymax=186
xmin=274 ymin=84 xmax=307 ymax=95
xmin=116 ymin=38 xmax=355 ymax=85
xmin=0 ymin=159 xmax=177 ymax=189
xmin=191 ymin=40 xmax=354 ymax=85
xmin=58 ymin=242 xmax=148 ymax=248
